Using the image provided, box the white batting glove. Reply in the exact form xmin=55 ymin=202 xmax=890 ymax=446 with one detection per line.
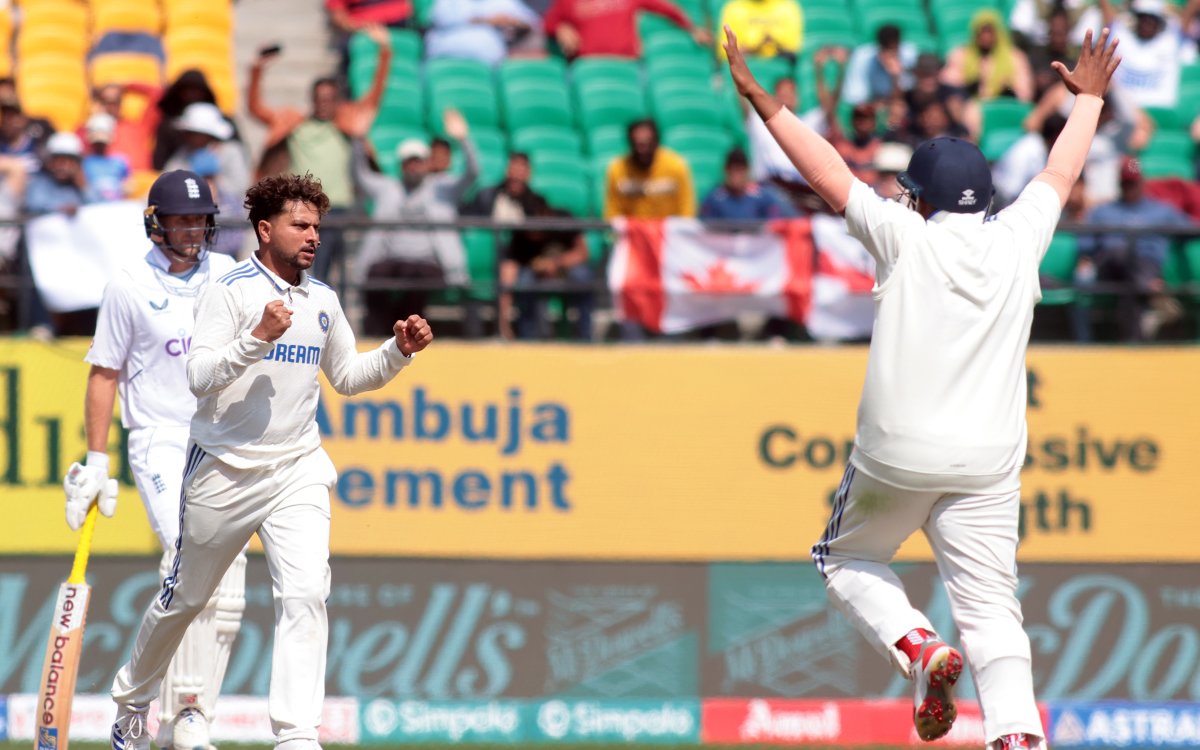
xmin=63 ymin=452 xmax=118 ymax=530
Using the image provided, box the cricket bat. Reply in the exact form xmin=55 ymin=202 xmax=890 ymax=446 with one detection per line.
xmin=34 ymin=504 xmax=100 ymax=750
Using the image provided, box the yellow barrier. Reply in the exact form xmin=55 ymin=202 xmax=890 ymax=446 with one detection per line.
xmin=5 ymin=340 xmax=1198 ymax=561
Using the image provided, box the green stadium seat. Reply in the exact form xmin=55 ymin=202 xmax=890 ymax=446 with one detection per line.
xmin=591 ymin=164 xmax=611 ymax=216
xmin=503 ymin=82 xmax=574 ymax=131
xmin=643 ymin=29 xmax=705 ymax=60
xmin=981 ymin=97 xmax=1033 ymax=134
xmin=587 ymin=125 xmax=628 ymax=161
xmin=803 ymin=9 xmax=859 ymax=49
xmin=1039 ymin=232 xmax=1077 ymax=305
xmin=933 ymin=5 xmax=977 ymax=53
xmin=1140 ymin=130 xmax=1195 ymax=160
xmin=1138 ymin=153 xmax=1194 ymax=179
xmin=981 ymin=128 xmax=1024 ymax=161
xmin=576 ymin=82 xmax=648 ymax=131
xmin=1163 ymin=241 xmax=1189 ymax=287
xmin=445 ymin=127 xmax=508 ymax=192
xmin=645 ymin=53 xmax=714 ymax=87
xmin=369 ymin=124 xmax=428 ymax=177
xmin=498 ymin=57 xmax=567 ymax=90
xmin=460 ymin=229 xmax=497 ymax=300
xmin=653 ymin=92 xmax=725 ymax=129
xmin=413 ymin=0 xmax=435 ymax=27
xmin=349 ymin=28 xmax=421 ymax=66
xmin=425 ymin=58 xmax=493 ymax=88
xmin=349 ymin=57 xmax=420 ymax=100
xmin=427 ymin=81 xmax=501 ymax=132
xmin=570 ymin=57 xmax=641 ymax=92
xmin=532 ymin=173 xmax=592 ymax=217
xmin=745 ymin=56 xmax=793 ymax=92
xmin=511 ymin=126 xmax=583 ymax=156
xmin=1144 ymin=106 xmax=1188 ymax=131
xmin=680 ymin=150 xmax=723 ymax=200
xmin=375 ymin=79 xmax=424 ymax=128
xmin=664 ymin=125 xmax=734 ymax=157
xmin=529 ymin=150 xmax=588 ymax=179
xmin=650 ymin=77 xmax=714 ymax=105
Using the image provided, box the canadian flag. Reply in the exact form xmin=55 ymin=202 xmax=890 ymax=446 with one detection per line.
xmin=609 ymin=217 xmax=875 ymax=338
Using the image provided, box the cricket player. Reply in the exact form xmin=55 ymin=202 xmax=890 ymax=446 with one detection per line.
xmin=65 ymin=170 xmax=245 ymax=750
xmin=724 ymin=24 xmax=1120 ymax=750
xmin=108 ymin=173 xmax=433 ymax=750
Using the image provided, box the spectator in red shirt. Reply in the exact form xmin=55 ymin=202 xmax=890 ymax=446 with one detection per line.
xmin=326 ymin=0 xmax=413 ymax=31
xmin=544 ymin=0 xmax=711 ymax=59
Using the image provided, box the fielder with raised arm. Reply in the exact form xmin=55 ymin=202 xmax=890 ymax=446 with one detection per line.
xmin=108 ymin=173 xmax=433 ymax=750
xmin=724 ymin=24 xmax=1120 ymax=750
xmin=65 ymin=170 xmax=243 ymax=750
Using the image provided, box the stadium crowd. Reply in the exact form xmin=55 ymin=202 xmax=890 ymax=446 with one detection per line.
xmin=1 ymin=0 xmax=1199 ymax=342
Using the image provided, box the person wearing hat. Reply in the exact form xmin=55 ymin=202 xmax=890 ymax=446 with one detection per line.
xmin=164 ymin=102 xmax=250 ymax=202
xmin=82 ymin=113 xmax=130 ymax=202
xmin=1075 ymin=155 xmax=1193 ymax=341
xmin=1098 ymin=0 xmax=1199 ymax=108
xmin=351 ymin=108 xmax=475 ymax=333
xmin=726 ymin=22 xmax=1120 ymax=750
xmin=25 ymin=132 xmax=89 ymax=216
xmin=869 ymin=140 xmax=913 ymax=200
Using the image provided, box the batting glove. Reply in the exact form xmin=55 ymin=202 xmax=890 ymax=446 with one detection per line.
xmin=63 ymin=452 xmax=118 ymax=530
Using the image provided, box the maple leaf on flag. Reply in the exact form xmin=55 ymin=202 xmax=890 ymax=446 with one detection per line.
xmin=682 ymin=260 xmax=759 ymax=294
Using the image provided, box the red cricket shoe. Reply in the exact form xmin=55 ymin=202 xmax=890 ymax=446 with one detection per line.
xmin=911 ymin=638 xmax=964 ymax=741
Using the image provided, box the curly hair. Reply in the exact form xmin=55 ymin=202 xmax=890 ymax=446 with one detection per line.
xmin=244 ymin=173 xmax=331 ymax=240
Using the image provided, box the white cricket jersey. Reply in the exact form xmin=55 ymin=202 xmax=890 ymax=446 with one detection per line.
xmin=187 ymin=253 xmax=412 ymax=469
xmin=843 ymin=178 xmax=1061 ymax=491
xmin=86 ymin=248 xmax=235 ymax=429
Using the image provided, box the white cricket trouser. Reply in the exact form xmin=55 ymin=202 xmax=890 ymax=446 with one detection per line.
xmin=113 ymin=443 xmax=336 ymax=745
xmin=811 ymin=464 xmax=1043 ymax=743
xmin=128 ymin=427 xmax=247 ymax=726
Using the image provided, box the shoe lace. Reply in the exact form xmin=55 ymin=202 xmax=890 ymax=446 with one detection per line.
xmin=118 ymin=707 xmax=147 ymax=739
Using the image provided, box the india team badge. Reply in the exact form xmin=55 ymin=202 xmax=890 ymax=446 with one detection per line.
xmin=318 ymin=311 xmax=330 ymax=333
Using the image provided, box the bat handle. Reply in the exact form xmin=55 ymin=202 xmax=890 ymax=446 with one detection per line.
xmin=67 ymin=504 xmax=99 ymax=585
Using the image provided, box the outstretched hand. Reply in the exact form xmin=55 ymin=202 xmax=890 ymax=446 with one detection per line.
xmin=723 ymin=26 xmax=762 ymax=98
xmin=1052 ymin=27 xmax=1121 ymax=98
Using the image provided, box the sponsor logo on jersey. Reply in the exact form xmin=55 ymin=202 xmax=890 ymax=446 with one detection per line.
xmin=165 ymin=337 xmax=192 ymax=356
xmin=264 ymin=343 xmax=322 ymax=365
xmin=149 ymin=298 xmax=169 ymax=311
xmin=319 ymin=311 xmax=330 ymax=333
xmin=958 ymin=189 xmax=977 ymax=207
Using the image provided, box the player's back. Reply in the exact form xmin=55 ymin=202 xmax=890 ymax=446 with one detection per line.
xmin=844 ymin=179 xmax=1062 ymax=491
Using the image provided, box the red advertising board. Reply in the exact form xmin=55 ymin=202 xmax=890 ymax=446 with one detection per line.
xmin=702 ymin=698 xmax=1051 ymax=746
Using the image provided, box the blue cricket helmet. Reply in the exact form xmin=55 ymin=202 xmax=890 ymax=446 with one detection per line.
xmin=144 ymin=170 xmax=219 ymax=259
xmin=897 ymin=137 xmax=993 ymax=214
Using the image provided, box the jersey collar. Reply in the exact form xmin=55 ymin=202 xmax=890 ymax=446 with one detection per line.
xmin=251 ymin=252 xmax=311 ymax=296
xmin=145 ymin=246 xmax=174 ymax=272
xmin=928 ymin=209 xmax=986 ymax=225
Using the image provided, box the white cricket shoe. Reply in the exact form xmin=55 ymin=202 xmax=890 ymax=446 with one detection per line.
xmin=912 ymin=638 xmax=964 ymax=741
xmin=171 ymin=708 xmax=210 ymax=750
xmin=110 ymin=703 xmax=150 ymax=750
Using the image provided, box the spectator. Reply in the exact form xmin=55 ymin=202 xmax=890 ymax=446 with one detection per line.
xmin=829 ymin=103 xmax=884 ymax=185
xmin=886 ymin=98 xmax=969 ymax=149
xmin=604 ymin=119 xmax=695 ymax=218
xmin=1076 ymin=157 xmax=1192 ymax=341
xmin=476 ymin=155 xmax=594 ymax=340
xmin=746 ymin=77 xmax=826 ymax=194
xmin=0 ymin=95 xmax=47 ymax=175
xmin=163 ymin=102 xmax=251 ymax=200
xmin=870 ymin=140 xmax=912 ymax=200
xmin=152 ymin=69 xmax=236 ymax=170
xmin=992 ymin=113 xmax=1067 ymax=207
xmin=942 ymin=8 xmax=1034 ymax=102
xmin=1008 ymin=0 xmax=1101 ymax=49
xmin=717 ymin=0 xmax=803 ymax=60
xmin=1098 ymin=0 xmax=1199 ymax=109
xmin=1026 ymin=8 xmax=1080 ymax=101
xmin=190 ymin=150 xmax=247 ymax=259
xmin=81 ymin=114 xmax=129 ymax=202
xmin=901 ymin=53 xmax=967 ymax=131
xmin=249 ymin=25 xmax=393 ymax=280
xmin=352 ymin=109 xmax=475 ymax=332
xmin=700 ymin=148 xmax=794 ymax=219
xmin=326 ymin=0 xmax=412 ymax=32
xmin=429 ymin=136 xmax=453 ymax=174
xmin=544 ymin=0 xmax=711 ymax=59
xmin=842 ymin=24 xmax=918 ymax=107
xmin=25 ymin=133 xmax=89 ymax=216
xmin=425 ymin=0 xmax=544 ymax=67
xmin=87 ymin=84 xmax=157 ymax=172
xmin=0 ymin=80 xmax=53 ymax=156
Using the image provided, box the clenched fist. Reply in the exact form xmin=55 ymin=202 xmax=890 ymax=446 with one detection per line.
xmin=252 ymin=300 xmax=293 ymax=342
xmin=395 ymin=314 xmax=433 ymax=356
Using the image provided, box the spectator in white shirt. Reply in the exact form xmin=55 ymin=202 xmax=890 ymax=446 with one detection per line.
xmin=1098 ymin=0 xmax=1199 ymax=108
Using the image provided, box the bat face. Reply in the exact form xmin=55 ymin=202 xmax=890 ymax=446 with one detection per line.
xmin=36 ymin=581 xmax=92 ymax=750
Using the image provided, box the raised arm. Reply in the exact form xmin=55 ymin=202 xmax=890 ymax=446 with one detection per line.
xmin=1035 ymin=28 xmax=1121 ymax=207
xmin=724 ymin=26 xmax=855 ymax=212
xmin=443 ymin=109 xmax=480 ymax=200
xmin=246 ymin=49 xmax=281 ymax=126
xmin=354 ymin=25 xmax=394 ymax=111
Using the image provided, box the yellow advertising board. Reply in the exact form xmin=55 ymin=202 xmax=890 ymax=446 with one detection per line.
xmin=4 ymin=339 xmax=1198 ymax=561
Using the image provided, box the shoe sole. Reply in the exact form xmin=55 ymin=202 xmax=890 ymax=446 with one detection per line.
xmin=914 ymin=646 xmax=963 ymax=741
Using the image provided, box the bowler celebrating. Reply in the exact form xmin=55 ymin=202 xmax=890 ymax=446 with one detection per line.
xmin=725 ymin=23 xmax=1119 ymax=750
xmin=109 ymin=173 xmax=433 ymax=750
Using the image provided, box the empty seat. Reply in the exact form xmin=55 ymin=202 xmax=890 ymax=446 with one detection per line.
xmin=512 ymin=125 xmax=583 ymax=156
xmin=499 ymin=57 xmax=567 ymax=90
xmin=653 ymin=91 xmax=725 ymax=129
xmin=92 ymin=0 xmax=164 ymax=37
xmin=427 ymin=81 xmax=501 ymax=131
xmin=576 ymin=82 xmax=648 ymax=131
xmin=503 ymin=82 xmax=574 ymax=131
xmin=91 ymin=53 xmax=162 ymax=88
xmin=570 ymin=57 xmax=641 ymax=92
xmin=532 ymin=173 xmax=592 ymax=217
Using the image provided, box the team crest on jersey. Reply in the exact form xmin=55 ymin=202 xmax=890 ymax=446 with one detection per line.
xmin=185 ymin=178 xmax=201 ymax=199
xmin=318 ymin=311 xmax=330 ymax=332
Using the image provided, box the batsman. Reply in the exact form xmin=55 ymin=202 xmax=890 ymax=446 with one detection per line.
xmin=66 ymin=170 xmax=243 ymax=750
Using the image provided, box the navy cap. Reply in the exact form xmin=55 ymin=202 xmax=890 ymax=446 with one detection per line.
xmin=897 ymin=137 xmax=993 ymax=214
xmin=147 ymin=169 xmax=218 ymax=216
